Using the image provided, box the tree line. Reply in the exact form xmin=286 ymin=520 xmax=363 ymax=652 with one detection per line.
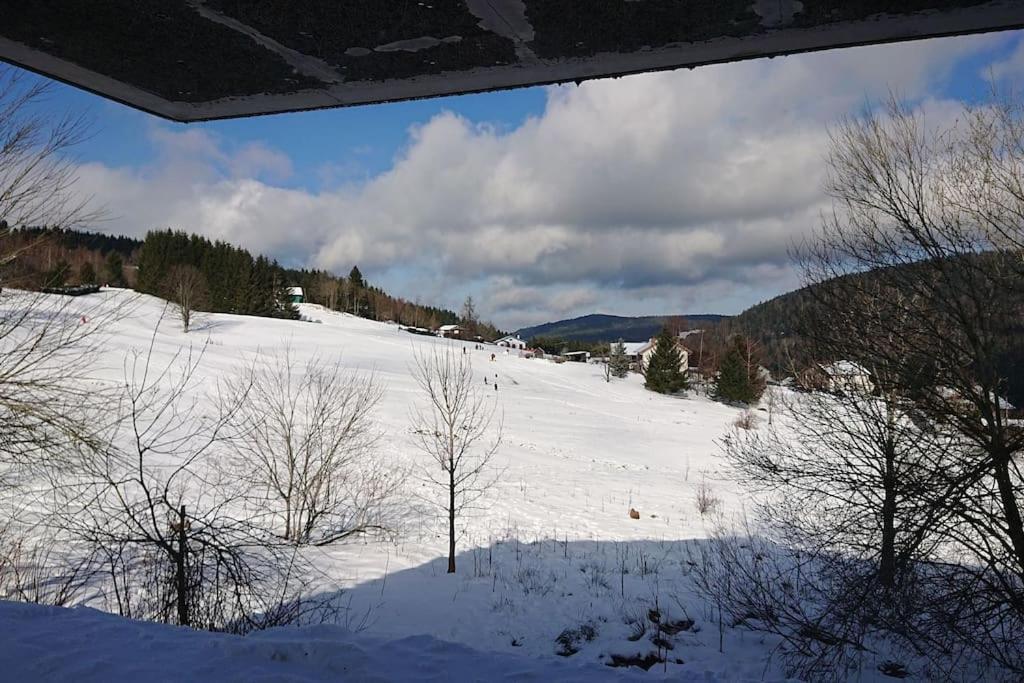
xmin=0 ymin=224 xmax=500 ymax=335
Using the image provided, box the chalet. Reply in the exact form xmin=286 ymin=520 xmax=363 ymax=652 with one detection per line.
xmin=437 ymin=324 xmax=461 ymax=338
xmin=562 ymin=350 xmax=591 ymax=363
xmin=621 ymin=338 xmax=689 ymax=373
xmin=820 ymin=361 xmax=873 ymax=395
xmin=496 ymin=334 xmax=527 ymax=350
xmin=286 ymin=286 xmax=304 ymax=304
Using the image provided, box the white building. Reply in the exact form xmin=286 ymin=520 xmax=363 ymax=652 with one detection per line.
xmin=820 ymin=360 xmax=873 ymax=394
xmin=620 ymin=338 xmax=688 ymax=373
xmin=496 ymin=335 xmax=527 ymax=350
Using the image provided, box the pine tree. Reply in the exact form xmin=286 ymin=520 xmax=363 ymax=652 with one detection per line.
xmin=78 ymin=261 xmax=96 ymax=284
xmin=609 ymin=340 xmax=630 ymax=378
xmin=45 ymin=259 xmax=70 ymax=287
xmin=644 ymin=327 xmax=687 ymax=394
xmin=348 ymin=265 xmax=367 ymax=316
xmin=104 ymin=252 xmax=125 ymax=287
xmin=714 ymin=335 xmax=766 ymax=404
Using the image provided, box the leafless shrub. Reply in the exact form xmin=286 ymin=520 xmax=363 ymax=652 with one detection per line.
xmin=688 ymin=528 xmax=885 ymax=680
xmin=227 ymin=348 xmax=402 ymax=545
xmin=695 ymin=477 xmax=720 ymax=517
xmin=734 ymin=410 xmax=758 ymax=430
xmin=0 ymin=288 xmax=127 ymax=475
xmin=0 ymin=530 xmax=94 ymax=606
xmin=37 ymin=316 xmax=323 ymax=630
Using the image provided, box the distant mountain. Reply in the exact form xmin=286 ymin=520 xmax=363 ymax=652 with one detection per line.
xmin=516 ymin=313 xmax=729 ymax=343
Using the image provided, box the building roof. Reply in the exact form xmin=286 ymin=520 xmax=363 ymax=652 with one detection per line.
xmin=3 ymin=3 xmax=1021 ymax=121
xmin=621 ymin=341 xmax=652 ymax=356
xmin=286 ymin=286 xmax=303 ymax=297
xmin=438 ymin=324 xmax=460 ymax=332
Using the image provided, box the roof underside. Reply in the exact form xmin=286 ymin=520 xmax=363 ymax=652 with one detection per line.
xmin=1 ymin=1 xmax=1022 ymax=122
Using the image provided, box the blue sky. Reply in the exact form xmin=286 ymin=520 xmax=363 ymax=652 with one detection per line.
xmin=17 ymin=29 xmax=1024 ymax=330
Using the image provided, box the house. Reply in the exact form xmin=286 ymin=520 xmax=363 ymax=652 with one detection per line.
xmin=818 ymin=361 xmax=874 ymax=394
xmin=938 ymin=386 xmax=1020 ymax=421
xmin=562 ymin=350 xmax=591 ymax=363
xmin=621 ymin=338 xmax=689 ymax=373
xmin=496 ymin=335 xmax=527 ymax=350
xmin=286 ymin=286 xmax=304 ymax=304
xmin=437 ymin=324 xmax=461 ymax=338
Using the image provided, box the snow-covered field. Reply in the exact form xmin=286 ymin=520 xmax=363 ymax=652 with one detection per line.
xmin=0 ymin=289 xmax=892 ymax=680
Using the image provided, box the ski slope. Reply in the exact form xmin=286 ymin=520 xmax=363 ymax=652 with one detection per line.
xmin=2 ymin=289 xmax=873 ymax=680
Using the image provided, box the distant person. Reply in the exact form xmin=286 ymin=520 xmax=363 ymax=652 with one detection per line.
xmin=490 ymin=353 xmax=496 ymax=362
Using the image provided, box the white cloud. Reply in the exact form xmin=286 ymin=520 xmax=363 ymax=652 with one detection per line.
xmin=70 ymin=32 xmax=1009 ymax=329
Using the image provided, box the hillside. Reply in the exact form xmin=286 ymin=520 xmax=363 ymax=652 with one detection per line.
xmin=715 ymin=260 xmax=1024 ymax=407
xmin=0 ymin=288 xmax=982 ymax=680
xmin=517 ymin=313 xmax=729 ymax=343
xmin=0 ymin=288 xmax=788 ymax=679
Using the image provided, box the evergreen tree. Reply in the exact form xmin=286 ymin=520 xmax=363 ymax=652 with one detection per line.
xmin=347 ymin=265 xmax=367 ymax=316
xmin=45 ymin=259 xmax=70 ymax=287
xmin=714 ymin=335 xmax=766 ymax=404
xmin=348 ymin=265 xmax=365 ymax=290
xmin=609 ymin=340 xmax=630 ymax=378
xmin=104 ymin=251 xmax=125 ymax=287
xmin=644 ymin=327 xmax=687 ymax=394
xmin=78 ymin=261 xmax=96 ymax=284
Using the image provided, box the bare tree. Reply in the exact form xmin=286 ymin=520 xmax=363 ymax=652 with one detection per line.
xmin=744 ymin=90 xmax=1024 ymax=673
xmin=164 ymin=264 xmax=207 ymax=333
xmin=227 ymin=349 xmax=401 ymax=545
xmin=0 ymin=66 xmax=99 ymax=232
xmin=460 ymin=295 xmax=479 ymax=339
xmin=315 ymin=274 xmax=341 ymax=311
xmin=0 ymin=65 xmax=119 ymax=472
xmin=410 ymin=346 xmax=501 ymax=573
xmin=726 ymin=383 xmax=951 ymax=589
xmin=814 ymin=94 xmax=1024 ymax=584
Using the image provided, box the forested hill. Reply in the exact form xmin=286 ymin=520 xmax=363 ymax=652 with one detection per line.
xmin=709 ymin=257 xmax=1024 ymax=408
xmin=517 ymin=313 xmax=728 ymax=343
xmin=709 ymin=285 xmax=816 ymax=376
xmin=0 ymin=226 xmax=466 ymax=331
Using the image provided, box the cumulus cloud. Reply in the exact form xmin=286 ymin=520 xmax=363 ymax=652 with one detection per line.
xmin=69 ymin=32 xmax=1016 ymax=329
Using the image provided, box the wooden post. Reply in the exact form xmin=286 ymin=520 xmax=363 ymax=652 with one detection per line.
xmin=176 ymin=504 xmax=189 ymax=627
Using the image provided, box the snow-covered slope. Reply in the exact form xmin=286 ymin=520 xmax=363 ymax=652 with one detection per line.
xmin=0 ymin=600 xmax=664 ymax=682
xmin=3 ymin=290 xmax=820 ymax=680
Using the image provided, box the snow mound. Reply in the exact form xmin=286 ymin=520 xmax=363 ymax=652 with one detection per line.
xmin=0 ymin=600 xmax=679 ymax=682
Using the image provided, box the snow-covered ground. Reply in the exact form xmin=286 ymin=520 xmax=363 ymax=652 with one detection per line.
xmin=1 ymin=289 xmax=895 ymax=680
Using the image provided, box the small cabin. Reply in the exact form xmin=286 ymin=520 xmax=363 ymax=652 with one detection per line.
xmin=286 ymin=286 xmax=304 ymax=304
xmin=562 ymin=351 xmax=591 ymax=363
xmin=437 ymin=324 xmax=461 ymax=338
